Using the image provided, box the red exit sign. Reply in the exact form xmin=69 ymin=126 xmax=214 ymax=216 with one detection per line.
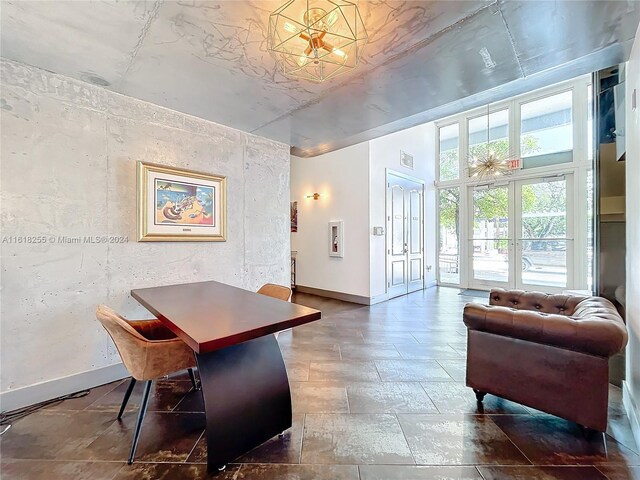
xmin=507 ymin=159 xmax=521 ymax=169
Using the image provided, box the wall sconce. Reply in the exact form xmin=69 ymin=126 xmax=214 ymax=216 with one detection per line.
xmin=305 ymin=193 xmax=321 ymax=200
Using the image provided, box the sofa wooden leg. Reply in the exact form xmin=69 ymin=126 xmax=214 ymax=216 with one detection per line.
xmin=473 ymin=389 xmax=487 ymax=402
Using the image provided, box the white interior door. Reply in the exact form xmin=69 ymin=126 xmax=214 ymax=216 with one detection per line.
xmin=407 ymin=186 xmax=424 ymax=293
xmin=387 ymin=173 xmax=424 ymax=299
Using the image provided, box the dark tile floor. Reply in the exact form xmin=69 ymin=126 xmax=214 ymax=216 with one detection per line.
xmin=2 ymin=287 xmax=638 ymax=479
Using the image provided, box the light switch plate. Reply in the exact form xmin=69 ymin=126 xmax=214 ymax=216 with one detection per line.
xmin=372 ymin=226 xmax=385 ymax=236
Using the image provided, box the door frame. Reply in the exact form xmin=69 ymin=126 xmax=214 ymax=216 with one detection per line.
xmin=386 ymin=169 xmax=426 ymax=298
xmin=515 ymin=173 xmax=574 ymax=293
xmin=465 ymin=174 xmax=574 ymax=293
xmin=434 ymin=75 xmax=593 ymax=292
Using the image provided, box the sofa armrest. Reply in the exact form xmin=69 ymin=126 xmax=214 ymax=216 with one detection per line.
xmin=463 ymin=303 xmax=627 ymax=357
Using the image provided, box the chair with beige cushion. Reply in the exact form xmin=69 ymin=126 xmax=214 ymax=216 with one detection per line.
xmin=257 ymin=284 xmax=292 ymax=339
xmin=96 ymin=305 xmax=198 ymax=464
xmin=257 ymin=283 xmax=292 ymax=301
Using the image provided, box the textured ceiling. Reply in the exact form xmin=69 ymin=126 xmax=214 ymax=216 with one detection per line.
xmin=2 ymin=1 xmax=639 ymax=156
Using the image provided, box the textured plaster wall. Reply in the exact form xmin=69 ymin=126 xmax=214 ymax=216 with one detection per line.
xmin=0 ymin=59 xmax=290 ymax=395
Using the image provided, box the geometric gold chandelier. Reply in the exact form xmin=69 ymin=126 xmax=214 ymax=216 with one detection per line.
xmin=267 ymin=0 xmax=368 ymax=83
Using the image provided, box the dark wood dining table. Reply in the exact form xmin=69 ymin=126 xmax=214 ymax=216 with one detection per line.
xmin=130 ymin=280 xmax=321 ymax=473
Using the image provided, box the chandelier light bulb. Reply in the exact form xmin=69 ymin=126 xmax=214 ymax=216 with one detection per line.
xmin=332 ymin=48 xmax=347 ymax=58
xmin=283 ymin=22 xmax=298 ymax=34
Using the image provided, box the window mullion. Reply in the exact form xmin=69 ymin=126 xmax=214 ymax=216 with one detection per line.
xmin=511 ymin=98 xmax=520 ymax=166
xmin=460 ymin=116 xmax=469 ymax=181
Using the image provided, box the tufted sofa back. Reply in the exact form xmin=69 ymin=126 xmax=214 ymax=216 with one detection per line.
xmin=489 ymin=288 xmax=586 ymax=316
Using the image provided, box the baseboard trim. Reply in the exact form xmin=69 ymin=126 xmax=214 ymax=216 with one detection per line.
xmin=0 ymin=363 xmax=129 ymax=412
xmin=295 ymin=285 xmax=371 ymax=305
xmin=295 ymin=283 xmax=437 ymax=306
xmin=622 ymin=380 xmax=640 ymax=450
xmin=369 ymin=294 xmax=389 ymax=305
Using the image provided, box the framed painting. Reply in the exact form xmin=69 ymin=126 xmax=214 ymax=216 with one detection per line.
xmin=137 ymin=162 xmax=226 ymax=242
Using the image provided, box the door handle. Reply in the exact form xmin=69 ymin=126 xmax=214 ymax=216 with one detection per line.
xmin=403 ymin=243 xmax=408 ymax=254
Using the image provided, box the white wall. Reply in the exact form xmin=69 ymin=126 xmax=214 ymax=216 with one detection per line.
xmin=290 ymin=123 xmax=437 ymax=302
xmin=369 ymin=123 xmax=437 ymax=299
xmin=624 ymin=26 xmax=640 ymax=446
xmin=290 ymin=143 xmax=370 ymax=298
xmin=0 ymin=59 xmax=290 ymax=409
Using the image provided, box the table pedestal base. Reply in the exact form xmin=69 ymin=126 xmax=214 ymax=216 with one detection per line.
xmin=195 ymin=334 xmax=292 ymax=472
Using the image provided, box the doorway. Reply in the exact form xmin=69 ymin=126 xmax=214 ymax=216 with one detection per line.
xmin=386 ymin=171 xmax=425 ymax=299
xmin=468 ymin=174 xmax=573 ymax=292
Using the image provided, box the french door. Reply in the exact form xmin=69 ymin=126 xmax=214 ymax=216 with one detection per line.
xmin=468 ymin=174 xmax=572 ymax=292
xmin=387 ymin=172 xmax=425 ymax=299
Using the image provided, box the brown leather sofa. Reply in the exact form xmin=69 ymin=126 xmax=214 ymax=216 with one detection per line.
xmin=463 ymin=288 xmax=628 ymax=432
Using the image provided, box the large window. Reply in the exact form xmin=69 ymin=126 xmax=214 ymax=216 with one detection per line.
xmin=435 ymin=76 xmax=593 ymax=291
xmin=468 ymin=109 xmax=509 ymax=172
xmin=438 ymin=188 xmax=460 ymax=284
xmin=520 ymin=90 xmax=573 ymax=168
xmin=438 ymin=123 xmax=459 ymax=181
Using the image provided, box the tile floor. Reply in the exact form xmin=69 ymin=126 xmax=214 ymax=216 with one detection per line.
xmin=1 ymin=287 xmax=638 ymax=479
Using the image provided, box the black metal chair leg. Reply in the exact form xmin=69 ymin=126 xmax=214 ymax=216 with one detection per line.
xmin=188 ymin=368 xmax=200 ymax=391
xmin=118 ymin=378 xmax=137 ymax=420
xmin=473 ymin=389 xmax=487 ymax=402
xmin=128 ymin=380 xmax=152 ymax=465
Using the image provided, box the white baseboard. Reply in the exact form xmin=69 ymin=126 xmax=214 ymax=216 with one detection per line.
xmin=297 ymin=282 xmax=438 ymax=306
xmin=622 ymin=380 xmax=640 ymax=450
xmin=0 ymin=363 xmax=129 ymax=413
xmin=369 ymin=293 xmax=389 ymax=305
xmin=295 ymin=285 xmax=371 ymax=305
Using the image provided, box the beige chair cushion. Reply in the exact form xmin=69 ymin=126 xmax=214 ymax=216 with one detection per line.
xmin=257 ymin=283 xmax=292 ymax=302
xmin=96 ymin=305 xmax=196 ymax=381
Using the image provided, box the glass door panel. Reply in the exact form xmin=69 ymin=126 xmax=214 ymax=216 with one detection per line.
xmin=470 ymin=185 xmax=510 ymax=287
xmin=438 ymin=188 xmax=460 ymax=284
xmin=465 ymin=176 xmax=573 ymax=292
xmin=517 ymin=177 xmax=570 ymax=289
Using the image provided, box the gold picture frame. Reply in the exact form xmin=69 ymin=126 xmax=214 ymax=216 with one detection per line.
xmin=137 ymin=161 xmax=227 ymax=242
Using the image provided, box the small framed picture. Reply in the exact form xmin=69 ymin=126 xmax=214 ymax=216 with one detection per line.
xmin=291 ymin=201 xmax=298 ymax=233
xmin=137 ymin=161 xmax=226 ymax=242
xmin=329 ymin=221 xmax=344 ymax=258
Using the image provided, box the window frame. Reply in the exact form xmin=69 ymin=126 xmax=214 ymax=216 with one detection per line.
xmin=517 ymin=87 xmax=575 ymax=169
xmin=436 ymin=121 xmax=461 ymax=183
xmin=434 ymin=75 xmax=592 ymax=289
